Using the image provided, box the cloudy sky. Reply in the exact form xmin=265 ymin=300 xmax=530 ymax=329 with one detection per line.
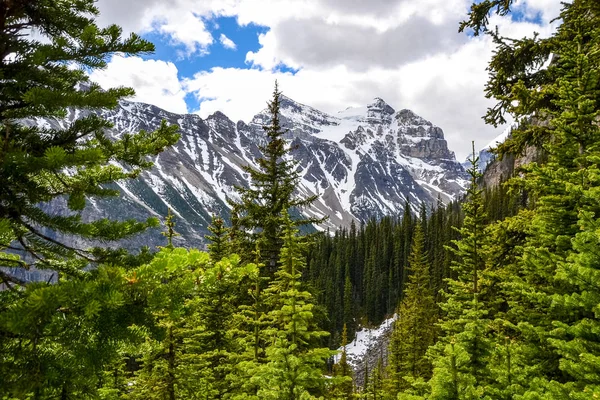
xmin=90 ymin=0 xmax=563 ymax=160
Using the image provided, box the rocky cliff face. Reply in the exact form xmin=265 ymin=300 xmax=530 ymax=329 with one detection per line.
xmin=29 ymin=95 xmax=469 ymax=249
xmin=468 ymin=126 xmax=544 ymax=188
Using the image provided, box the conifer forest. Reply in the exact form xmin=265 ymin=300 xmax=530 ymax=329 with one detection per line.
xmin=1 ymin=0 xmax=600 ymax=399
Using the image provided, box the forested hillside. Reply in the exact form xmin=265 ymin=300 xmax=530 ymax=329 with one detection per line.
xmin=1 ymin=0 xmax=600 ymax=399
xmin=307 ymin=172 xmax=519 ymax=348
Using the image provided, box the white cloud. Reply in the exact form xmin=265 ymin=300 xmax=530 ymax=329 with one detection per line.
xmin=246 ymin=16 xmax=466 ymax=71
xmin=517 ymin=0 xmax=568 ymax=24
xmin=95 ymin=0 xmax=236 ymax=56
xmin=89 ymin=55 xmax=188 ymax=114
xmin=183 ymin=54 xmax=501 ymax=160
xmin=245 ymin=30 xmax=296 ymax=71
xmin=93 ymin=0 xmax=565 ymax=159
xmin=154 ymin=10 xmax=214 ymax=56
xmin=219 ymin=33 xmax=237 ymax=50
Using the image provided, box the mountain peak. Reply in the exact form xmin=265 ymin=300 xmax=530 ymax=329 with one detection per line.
xmin=367 ymin=97 xmax=394 ymax=113
xmin=278 ymin=94 xmax=312 ymax=113
xmin=35 ymin=93 xmax=469 ymax=252
xmin=395 ymin=109 xmax=432 ymax=126
xmin=366 ymin=97 xmax=395 ymax=123
xmin=207 ymin=110 xmax=230 ymax=120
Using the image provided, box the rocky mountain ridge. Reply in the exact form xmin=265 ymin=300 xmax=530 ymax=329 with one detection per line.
xmin=33 ymin=95 xmax=470 ymax=249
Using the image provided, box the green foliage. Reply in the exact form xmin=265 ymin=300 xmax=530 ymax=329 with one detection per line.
xmin=331 ymin=324 xmax=355 ymax=399
xmin=124 ymin=248 xmax=260 ymax=399
xmin=307 ymin=201 xmax=461 ymax=344
xmin=0 ymin=265 xmax=148 ymax=398
xmin=427 ymin=146 xmax=492 ymax=399
xmin=533 ymin=2 xmax=600 ymax=397
xmin=416 ymin=1 xmax=600 ymax=399
xmin=251 ymin=214 xmax=334 ymax=399
xmin=0 ymin=0 xmax=179 ymax=284
xmin=3 ymin=0 xmax=600 ymax=398
xmin=125 ymin=248 xmax=208 ymax=400
xmin=206 ymin=214 xmax=230 ymax=262
xmin=161 ymin=209 xmax=180 ymax=250
xmin=229 ymin=82 xmax=324 ymax=275
xmin=361 ymin=356 xmax=385 ymax=400
xmin=459 ymin=0 xmax=514 ymax=36
xmin=385 ymin=221 xmax=437 ymax=396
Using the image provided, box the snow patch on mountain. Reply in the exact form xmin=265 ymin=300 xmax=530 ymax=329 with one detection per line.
xmin=334 ymin=315 xmax=397 ymax=367
xmin=33 ymin=94 xmax=469 ymax=249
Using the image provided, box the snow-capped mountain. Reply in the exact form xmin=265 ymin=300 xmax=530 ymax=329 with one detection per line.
xmin=36 ymin=95 xmax=469 ymax=248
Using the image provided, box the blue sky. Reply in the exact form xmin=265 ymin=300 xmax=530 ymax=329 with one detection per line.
xmin=92 ymin=0 xmax=562 ymax=160
xmin=141 ymin=17 xmax=264 ymax=73
xmin=139 ymin=17 xmax=272 ymax=110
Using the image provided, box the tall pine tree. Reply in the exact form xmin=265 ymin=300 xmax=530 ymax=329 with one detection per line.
xmin=253 ymin=213 xmax=333 ymax=399
xmin=428 ymin=144 xmax=491 ymax=399
xmin=0 ymin=0 xmax=179 ymax=285
xmin=460 ymin=1 xmax=600 ymax=397
xmin=229 ymin=82 xmax=323 ymax=275
xmin=386 ymin=220 xmax=437 ymax=397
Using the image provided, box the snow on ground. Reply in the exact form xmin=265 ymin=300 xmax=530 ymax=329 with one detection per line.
xmin=334 ymin=314 xmax=397 ymax=366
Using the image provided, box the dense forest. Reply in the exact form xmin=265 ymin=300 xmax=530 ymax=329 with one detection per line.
xmin=1 ymin=0 xmax=600 ymax=399
xmin=307 ymin=178 xmax=520 ymax=346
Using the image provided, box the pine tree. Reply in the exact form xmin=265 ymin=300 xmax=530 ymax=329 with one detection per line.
xmin=0 ymin=0 xmax=179 ymax=285
xmin=0 ymin=264 xmax=150 ymax=399
xmin=0 ymin=2 xmax=178 ymax=397
xmin=535 ymin=2 xmax=600 ymax=397
xmin=126 ymin=248 xmax=209 ymax=400
xmin=179 ymin=255 xmax=257 ymax=399
xmin=229 ymin=82 xmax=324 ymax=276
xmin=400 ymin=201 xmax=414 ymax=298
xmin=206 ymin=214 xmax=230 ymax=262
xmin=460 ymin=1 xmax=600 ymax=397
xmin=343 ymin=275 xmax=354 ymax=334
xmin=253 ymin=213 xmax=333 ymax=399
xmin=228 ymin=243 xmax=270 ymax=398
xmin=386 ymin=221 xmax=437 ymax=396
xmin=427 ymin=144 xmax=491 ymax=399
xmin=331 ymin=324 xmax=355 ymax=399
xmin=363 ymin=356 xmax=385 ymax=400
xmin=161 ymin=209 xmax=180 ymax=250
xmin=481 ymin=211 xmax=533 ymax=399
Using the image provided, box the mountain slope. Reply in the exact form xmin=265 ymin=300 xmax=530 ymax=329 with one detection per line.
xmin=34 ymin=95 xmax=469 ymax=248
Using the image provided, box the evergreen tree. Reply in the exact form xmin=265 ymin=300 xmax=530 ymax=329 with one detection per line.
xmin=253 ymin=213 xmax=333 ymax=399
xmin=331 ymin=324 xmax=355 ymax=399
xmin=385 ymin=221 xmax=437 ymax=396
xmin=161 ymin=209 xmax=180 ymax=250
xmin=481 ymin=210 xmax=533 ymax=399
xmin=179 ymin=255 xmax=257 ymax=399
xmin=460 ymin=1 xmax=600 ymax=397
xmin=206 ymin=214 xmax=230 ymax=262
xmin=400 ymin=201 xmax=414 ymax=297
xmin=229 ymin=82 xmax=323 ymax=275
xmin=0 ymin=264 xmax=149 ymax=398
xmin=224 ymin=251 xmax=270 ymax=399
xmin=535 ymin=2 xmax=600 ymax=397
xmin=343 ymin=275 xmax=354 ymax=335
xmin=0 ymin=0 xmax=179 ymax=284
xmin=126 ymin=248 xmax=208 ymax=400
xmin=0 ymin=2 xmax=178 ymax=397
xmin=363 ymin=356 xmax=385 ymax=400
xmin=428 ymin=144 xmax=491 ymax=399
